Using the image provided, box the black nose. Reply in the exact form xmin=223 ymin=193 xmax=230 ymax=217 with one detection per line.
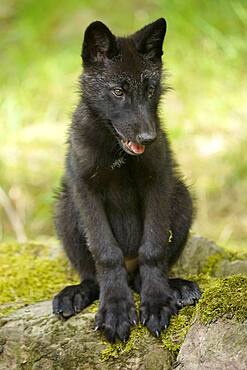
xmin=136 ymin=132 xmax=157 ymax=145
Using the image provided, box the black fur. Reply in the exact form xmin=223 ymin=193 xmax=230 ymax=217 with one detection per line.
xmin=52 ymin=18 xmax=201 ymax=343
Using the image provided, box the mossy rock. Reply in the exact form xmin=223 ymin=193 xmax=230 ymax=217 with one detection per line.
xmin=0 ymin=275 xmax=247 ymax=370
xmin=172 ymin=236 xmax=223 ymax=276
xmin=1 ymin=236 xmax=245 ymax=318
xmin=0 ymin=301 xmax=174 ymax=370
xmin=172 ymin=235 xmax=247 ymax=278
xmin=213 ymin=259 xmax=247 ymax=277
xmin=0 ymin=275 xmax=247 ymax=369
xmin=0 ymin=238 xmax=247 ymax=369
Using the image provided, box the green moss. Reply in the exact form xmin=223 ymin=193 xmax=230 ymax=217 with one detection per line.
xmin=100 ymin=294 xmax=145 ymax=361
xmin=0 ymin=303 xmax=26 ymax=319
xmin=160 ymin=274 xmax=247 ymax=356
xmin=100 ymin=306 xmax=196 ymax=361
xmin=100 ymin=324 xmax=148 ymax=361
xmin=87 ymin=300 xmax=99 ymax=314
xmin=161 ymin=306 xmax=194 ymax=355
xmin=202 ymin=252 xmax=226 ymax=275
xmin=196 ymin=274 xmax=247 ymax=323
xmin=0 ymin=242 xmax=78 ymax=317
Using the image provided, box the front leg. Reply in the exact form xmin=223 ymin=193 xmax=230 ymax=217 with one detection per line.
xmin=69 ymin=177 xmax=137 ymax=342
xmin=139 ymin=261 xmax=178 ymax=336
xmin=95 ymin=265 xmax=137 ymax=342
xmin=138 ymin=174 xmax=178 ymax=336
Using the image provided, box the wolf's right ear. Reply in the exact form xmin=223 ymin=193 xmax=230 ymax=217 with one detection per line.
xmin=82 ymin=21 xmax=118 ymax=66
xmin=132 ymin=18 xmax=167 ymax=62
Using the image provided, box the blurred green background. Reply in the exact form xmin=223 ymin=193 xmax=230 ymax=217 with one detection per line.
xmin=0 ymin=0 xmax=246 ymax=250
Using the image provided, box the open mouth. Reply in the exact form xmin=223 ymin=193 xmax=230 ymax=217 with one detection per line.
xmin=121 ymin=139 xmax=145 ymax=155
xmin=111 ymin=126 xmax=145 ymax=156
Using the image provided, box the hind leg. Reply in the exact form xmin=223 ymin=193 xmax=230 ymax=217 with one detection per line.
xmin=168 ymin=179 xmax=201 ymax=307
xmin=132 ymin=274 xmax=200 ymax=309
xmin=52 ymin=186 xmax=99 ymax=319
xmin=169 ymin=278 xmax=201 ymax=307
xmin=53 ymin=280 xmax=99 ymax=318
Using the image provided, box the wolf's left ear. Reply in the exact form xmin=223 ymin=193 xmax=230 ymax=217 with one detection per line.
xmin=132 ymin=18 xmax=167 ymax=62
xmin=82 ymin=21 xmax=118 ymax=66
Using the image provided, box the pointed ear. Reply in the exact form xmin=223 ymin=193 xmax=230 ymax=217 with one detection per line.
xmin=132 ymin=18 xmax=167 ymax=62
xmin=81 ymin=21 xmax=118 ymax=66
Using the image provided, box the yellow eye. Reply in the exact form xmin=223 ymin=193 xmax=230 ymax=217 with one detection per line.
xmin=148 ymin=86 xmax=155 ymax=98
xmin=112 ymin=88 xmax=124 ymax=97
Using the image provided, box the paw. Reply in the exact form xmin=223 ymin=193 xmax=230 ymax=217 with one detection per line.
xmin=140 ymin=288 xmax=178 ymax=337
xmin=53 ymin=280 xmax=99 ymax=319
xmin=95 ymin=295 xmax=137 ymax=343
xmin=169 ymin=278 xmax=201 ymax=307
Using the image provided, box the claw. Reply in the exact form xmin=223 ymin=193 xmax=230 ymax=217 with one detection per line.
xmin=155 ymin=330 xmax=160 ymax=337
xmin=94 ymin=325 xmax=99 ymax=331
xmin=53 ymin=308 xmax=63 ymax=315
xmin=141 ymin=319 xmax=146 ymax=325
xmin=133 ymin=319 xmax=137 ymax=326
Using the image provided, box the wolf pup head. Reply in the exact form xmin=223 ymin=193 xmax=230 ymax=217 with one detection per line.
xmin=81 ymin=18 xmax=166 ymax=156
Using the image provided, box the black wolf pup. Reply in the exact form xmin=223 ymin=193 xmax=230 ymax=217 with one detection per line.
xmin=53 ymin=18 xmax=201 ymax=343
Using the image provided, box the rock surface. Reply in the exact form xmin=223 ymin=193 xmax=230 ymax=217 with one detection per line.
xmin=0 ymin=301 xmax=173 ymax=370
xmin=214 ymin=260 xmax=247 ymax=277
xmin=172 ymin=236 xmax=222 ymax=275
xmin=1 ymin=300 xmax=247 ymax=370
xmin=176 ymin=320 xmax=247 ymax=370
xmin=173 ymin=235 xmax=247 ymax=277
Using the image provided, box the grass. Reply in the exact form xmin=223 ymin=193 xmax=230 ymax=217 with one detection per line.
xmin=0 ymin=0 xmax=246 ymax=249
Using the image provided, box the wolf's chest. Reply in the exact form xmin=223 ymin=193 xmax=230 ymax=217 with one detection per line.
xmin=104 ymin=169 xmax=140 ymax=210
xmin=103 ymin=168 xmax=143 ymax=254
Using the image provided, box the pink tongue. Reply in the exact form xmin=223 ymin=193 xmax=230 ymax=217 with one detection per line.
xmin=129 ymin=141 xmax=145 ymax=154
